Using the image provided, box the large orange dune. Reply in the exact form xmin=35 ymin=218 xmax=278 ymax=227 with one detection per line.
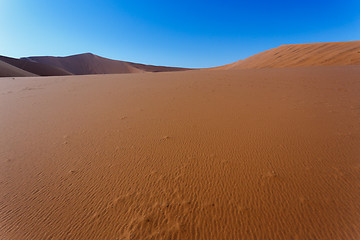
xmin=214 ymin=41 xmax=360 ymax=70
xmin=1 ymin=65 xmax=360 ymax=239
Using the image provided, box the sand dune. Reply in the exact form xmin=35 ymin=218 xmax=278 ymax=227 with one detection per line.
xmin=0 ymin=55 xmax=72 ymax=77
xmin=0 ymin=53 xmax=189 ymax=78
xmin=0 ymin=60 xmax=37 ymax=77
xmin=208 ymin=60 xmax=243 ymax=70
xmin=215 ymin=41 xmax=360 ymax=70
xmin=1 ymin=66 xmax=359 ymax=239
xmin=2 ymin=40 xmax=358 ymax=77
xmin=23 ymin=53 xmax=190 ymax=75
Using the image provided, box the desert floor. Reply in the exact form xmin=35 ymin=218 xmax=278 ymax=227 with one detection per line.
xmin=1 ymin=67 xmax=360 ymax=239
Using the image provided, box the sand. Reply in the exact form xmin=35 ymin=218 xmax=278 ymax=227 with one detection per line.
xmin=213 ymin=41 xmax=360 ymax=70
xmin=1 ymin=66 xmax=359 ymax=239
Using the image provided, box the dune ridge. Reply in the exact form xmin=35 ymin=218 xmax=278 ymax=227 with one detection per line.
xmin=0 ymin=53 xmax=190 ymax=77
xmin=23 ymin=53 xmax=190 ymax=75
xmin=0 ymin=55 xmax=72 ymax=77
xmin=1 ymin=40 xmax=359 ymax=77
xmin=0 ymin=60 xmax=37 ymax=77
xmin=214 ymin=41 xmax=360 ymax=70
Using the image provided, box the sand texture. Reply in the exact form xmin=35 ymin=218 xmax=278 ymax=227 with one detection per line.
xmin=214 ymin=41 xmax=360 ymax=70
xmin=1 ymin=66 xmax=359 ymax=239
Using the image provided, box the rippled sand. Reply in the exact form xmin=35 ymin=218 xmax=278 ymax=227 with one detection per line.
xmin=1 ymin=66 xmax=360 ymax=239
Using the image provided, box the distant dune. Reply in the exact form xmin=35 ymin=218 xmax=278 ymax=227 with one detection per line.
xmin=23 ymin=53 xmax=190 ymax=75
xmin=214 ymin=41 xmax=360 ymax=70
xmin=0 ymin=60 xmax=37 ymax=77
xmin=1 ymin=41 xmax=359 ymax=77
xmin=0 ymin=55 xmax=72 ymax=77
xmin=0 ymin=53 xmax=190 ymax=77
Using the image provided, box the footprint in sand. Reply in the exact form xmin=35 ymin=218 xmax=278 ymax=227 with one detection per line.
xmin=264 ymin=171 xmax=278 ymax=178
xmin=161 ymin=136 xmax=170 ymax=141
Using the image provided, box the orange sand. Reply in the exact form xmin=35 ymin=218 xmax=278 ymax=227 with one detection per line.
xmin=1 ymin=66 xmax=360 ymax=239
xmin=213 ymin=41 xmax=360 ymax=70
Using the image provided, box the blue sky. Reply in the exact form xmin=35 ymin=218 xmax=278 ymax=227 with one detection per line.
xmin=1 ymin=0 xmax=359 ymax=68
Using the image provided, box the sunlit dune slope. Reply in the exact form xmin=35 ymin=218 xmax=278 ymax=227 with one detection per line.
xmin=214 ymin=41 xmax=360 ymax=70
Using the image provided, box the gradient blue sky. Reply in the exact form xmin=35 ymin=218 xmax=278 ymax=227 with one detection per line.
xmin=1 ymin=0 xmax=360 ymax=68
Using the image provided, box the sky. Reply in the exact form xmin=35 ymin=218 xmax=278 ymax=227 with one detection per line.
xmin=0 ymin=0 xmax=360 ymax=68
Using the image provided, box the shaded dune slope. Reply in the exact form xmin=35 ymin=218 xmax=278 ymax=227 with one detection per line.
xmin=215 ymin=41 xmax=360 ymax=70
xmin=23 ymin=53 xmax=190 ymax=75
xmin=0 ymin=60 xmax=37 ymax=77
xmin=0 ymin=55 xmax=72 ymax=76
